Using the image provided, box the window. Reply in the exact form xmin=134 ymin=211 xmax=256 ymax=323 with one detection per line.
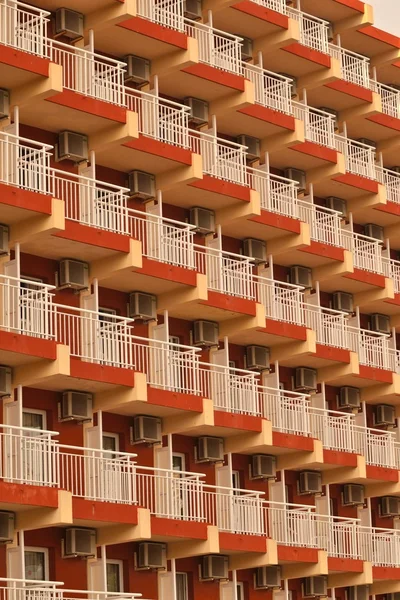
xmin=22 ymin=409 xmax=46 ymax=430
xmin=106 ymin=560 xmax=123 ymax=593
xmin=176 ymin=572 xmax=188 ymax=600
xmin=24 ymin=548 xmax=49 ymax=581
xmin=169 ymin=335 xmax=180 ymax=346
xmin=232 ymin=470 xmax=241 ymax=490
xmin=172 ymin=453 xmax=185 ymax=473
xmin=236 ymin=582 xmax=244 ymax=600
xmin=103 ymin=432 xmax=119 ymax=459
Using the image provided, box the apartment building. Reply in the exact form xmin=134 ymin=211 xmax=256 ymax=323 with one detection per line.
xmin=2 ymin=0 xmax=400 ymax=599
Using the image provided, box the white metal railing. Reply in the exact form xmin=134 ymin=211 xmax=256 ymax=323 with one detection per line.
xmin=200 ymin=364 xmax=260 ymax=416
xmin=190 ymin=131 xmax=248 ymax=186
xmin=256 ymin=277 xmax=305 ymax=325
xmin=136 ymin=0 xmax=185 ymax=31
xmin=377 ymin=166 xmax=400 ymax=205
xmin=195 ymin=246 xmax=255 ymax=299
xmin=335 ymin=135 xmax=377 ymax=179
xmin=0 ymin=1 xmax=49 ymax=57
xmin=329 ymin=44 xmax=372 ymax=89
xmin=348 ymin=326 xmax=398 ymax=372
xmin=354 ymin=426 xmax=396 ymax=468
xmin=304 ymin=304 xmax=350 ymax=349
xmin=293 ymin=103 xmax=336 ymax=148
xmin=288 ymin=9 xmax=330 ymax=54
xmin=0 ymin=274 xmax=55 ymax=339
xmin=384 ymin=257 xmax=400 ymax=294
xmin=136 ymin=465 xmax=205 ymax=520
xmin=251 ymin=0 xmax=287 ymax=12
xmin=243 ymin=65 xmax=293 ymax=114
xmin=265 ymin=501 xmax=317 ymax=547
xmin=49 ymin=40 xmax=126 ymax=106
xmin=342 ymin=230 xmax=383 ymax=274
xmin=0 ymin=579 xmax=63 ymax=600
xmin=298 ymin=200 xmax=343 ymax=246
xmin=52 ymin=169 xmax=130 ymax=235
xmin=310 ymin=407 xmax=356 ymax=452
xmin=59 ymin=445 xmax=136 ymax=503
xmin=316 ymin=516 xmax=361 ymax=559
xmin=185 ymin=20 xmax=242 ymax=75
xmin=378 ymin=83 xmax=400 ymax=119
xmin=129 ymin=208 xmax=196 ymax=268
xmin=0 ymin=424 xmax=58 ymax=487
xmin=360 ymin=527 xmax=400 ymax=567
xmin=249 ymin=167 xmax=299 ymax=218
xmin=0 ymin=131 xmax=51 ymax=194
xmin=62 ymin=590 xmax=141 ymax=600
xmin=259 ymin=387 xmax=311 ymax=436
xmin=204 ymin=485 xmax=264 ymax=535
xmin=126 ymin=90 xmax=190 ymax=148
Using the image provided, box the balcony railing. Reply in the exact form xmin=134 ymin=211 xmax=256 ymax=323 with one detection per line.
xmin=288 ymin=9 xmax=330 ymax=54
xmin=354 ymin=426 xmax=396 ymax=469
xmin=329 ymin=45 xmax=372 ymax=89
xmin=298 ymin=200 xmax=343 ymax=247
xmin=378 ymin=166 xmax=400 ymax=204
xmin=49 ymin=40 xmax=126 ymax=106
xmin=126 ymin=90 xmax=190 ymax=148
xmin=59 ymin=445 xmax=136 ymax=503
xmin=129 ymin=208 xmax=196 ymax=269
xmin=259 ymin=387 xmax=311 ymax=436
xmin=0 ymin=578 xmax=63 ymax=600
xmin=383 ymin=257 xmax=400 ymax=294
xmin=204 ymin=485 xmax=264 ymax=535
xmin=360 ymin=527 xmax=400 ymax=567
xmin=0 ymin=424 xmax=58 ymax=487
xmin=252 ymin=0 xmax=287 ymax=12
xmin=0 ymin=132 xmax=51 ymax=194
xmin=349 ymin=327 xmax=399 ymax=372
xmin=335 ymin=136 xmax=377 ymax=179
xmin=0 ymin=1 xmax=50 ymax=57
xmin=310 ymin=407 xmax=356 ymax=452
xmin=265 ymin=501 xmax=318 ymax=547
xmin=293 ymin=103 xmax=336 ymax=148
xmin=243 ymin=65 xmax=293 ymax=114
xmin=378 ymin=83 xmax=400 ymax=119
xmin=256 ymin=277 xmax=305 ymax=325
xmin=342 ymin=230 xmax=383 ymax=274
xmin=136 ymin=0 xmax=185 ymax=31
xmin=249 ymin=167 xmax=299 ymax=219
xmin=316 ymin=515 xmax=361 ymax=560
xmin=0 ymin=274 xmax=55 ymax=339
xmin=200 ymin=364 xmax=260 ymax=415
xmin=190 ymin=132 xmax=248 ymax=186
xmin=185 ymin=20 xmax=242 ymax=75
xmin=304 ymin=305 xmax=350 ymax=349
xmin=195 ymin=246 xmax=255 ymax=299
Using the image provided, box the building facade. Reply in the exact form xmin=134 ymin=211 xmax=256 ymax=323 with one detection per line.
xmin=1 ymin=0 xmax=400 ymax=600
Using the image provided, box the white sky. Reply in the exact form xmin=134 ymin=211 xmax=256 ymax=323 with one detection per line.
xmin=368 ymin=0 xmax=400 ymax=35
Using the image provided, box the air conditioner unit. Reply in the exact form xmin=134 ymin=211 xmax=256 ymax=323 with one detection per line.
xmin=64 ymin=528 xmax=96 ymax=557
xmin=381 ymin=496 xmax=400 ymax=517
xmin=358 ymin=138 xmax=377 ymax=150
xmin=255 ymin=565 xmax=281 ymax=589
xmin=338 ymin=387 xmax=360 ymax=410
xmin=240 ymin=37 xmax=253 ymax=61
xmin=189 ymin=207 xmax=215 ymax=234
xmin=243 ymin=238 xmax=266 ymax=263
xmin=128 ymin=170 xmax=156 ymax=200
xmin=57 ymin=131 xmax=88 ymax=163
xmin=55 ymin=8 xmax=84 ymax=39
xmin=303 ymin=577 xmax=327 ymax=598
xmin=343 ymin=484 xmax=365 ymax=506
xmin=183 ymin=0 xmax=202 ymax=20
xmin=137 ymin=542 xmax=166 ymax=570
xmin=59 ymin=259 xmax=89 ymax=290
xmin=348 ymin=586 xmax=370 ymax=600
xmin=279 ymin=73 xmax=297 ymax=97
xmin=131 ymin=415 xmax=162 ymax=444
xmin=196 ymin=436 xmax=224 ymax=462
xmin=193 ymin=320 xmax=219 ymax=347
xmin=125 ymin=55 xmax=151 ymax=85
xmin=374 ymin=404 xmax=396 ymax=426
xmin=326 ymin=196 xmax=346 ymax=216
xmin=332 ymin=291 xmax=353 ymax=313
xmin=0 ymin=366 xmax=12 ymax=397
xmin=0 ymin=89 xmax=10 ymax=119
xmin=61 ymin=391 xmax=92 ymax=421
xmin=236 ymin=135 xmax=260 ymax=161
xmin=201 ymin=555 xmax=229 ymax=580
xmin=246 ymin=345 xmax=270 ymax=371
xmin=364 ymin=223 xmax=384 ymax=241
xmin=251 ymin=454 xmax=276 ymax=479
xmin=370 ymin=313 xmax=391 ymax=334
xmin=128 ymin=292 xmax=157 ymax=321
xmin=290 ymin=265 xmax=312 ymax=288
xmin=299 ymin=471 xmax=322 ymax=495
xmin=0 ymin=512 xmax=14 ymax=543
xmin=185 ymin=97 xmax=209 ymax=125
xmin=0 ymin=224 xmax=9 ymax=256
xmin=284 ymin=168 xmax=306 ymax=192
xmin=294 ymin=367 xmax=317 ymax=392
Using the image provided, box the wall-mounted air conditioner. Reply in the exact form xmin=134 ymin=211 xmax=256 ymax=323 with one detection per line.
xmin=251 ymin=454 xmax=276 ymax=479
xmin=326 ymin=196 xmax=346 ymax=216
xmin=185 ymin=97 xmax=209 ymax=125
xmin=128 ymin=292 xmax=157 ymax=321
xmin=200 ymin=555 xmax=229 ymax=580
xmin=125 ymin=55 xmax=150 ymax=85
xmin=278 ymin=73 xmax=297 ymax=97
xmin=0 ymin=511 xmax=14 ymax=543
xmin=189 ymin=207 xmax=215 ymax=234
xmin=59 ymin=259 xmax=89 ymax=290
xmin=193 ymin=320 xmax=219 ymax=347
xmin=57 ymin=131 xmax=88 ymax=163
xmin=64 ymin=528 xmax=96 ymax=557
xmin=290 ymin=265 xmax=312 ymax=288
xmin=0 ymin=89 xmax=10 ymax=120
xmin=364 ymin=223 xmax=384 ymax=241
xmin=243 ymin=238 xmax=266 ymax=263
xmin=131 ymin=415 xmax=162 ymax=444
xmin=294 ymin=367 xmax=317 ymax=392
xmin=239 ymin=37 xmax=253 ymax=61
xmin=370 ymin=313 xmax=390 ymax=334
xmin=246 ymin=345 xmax=270 ymax=371
xmin=374 ymin=404 xmax=395 ymax=427
xmin=136 ymin=542 xmax=166 ymax=569
xmin=332 ymin=291 xmax=353 ymax=313
xmin=380 ymin=496 xmax=400 ymax=518
xmin=236 ymin=135 xmax=260 ymax=161
xmin=128 ymin=171 xmax=156 ymax=200
xmin=347 ymin=586 xmax=370 ymax=600
xmin=303 ymin=577 xmax=328 ymax=598
xmin=299 ymin=471 xmax=322 ymax=495
xmin=196 ymin=436 xmax=224 ymax=462
xmin=55 ymin=8 xmax=84 ymax=39
xmin=254 ymin=565 xmax=281 ymax=589
xmin=284 ymin=168 xmax=306 ymax=192
xmin=0 ymin=366 xmax=12 ymax=397
xmin=60 ymin=391 xmax=93 ymax=421
xmin=183 ymin=0 xmax=202 ymax=20
xmin=338 ymin=387 xmax=360 ymax=410
xmin=343 ymin=484 xmax=365 ymax=506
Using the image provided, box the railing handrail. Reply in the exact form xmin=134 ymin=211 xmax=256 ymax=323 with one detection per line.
xmin=128 ymin=207 xmax=196 ymax=231
xmin=341 ymin=228 xmax=383 ymax=246
xmin=309 ymin=406 xmax=355 ymax=419
xmin=303 ymin=303 xmax=349 ymax=318
xmin=293 ymin=101 xmax=336 ymax=121
xmin=263 ymin=499 xmax=316 ymax=511
xmin=200 ymin=361 xmax=257 ymax=378
xmin=243 ymin=63 xmax=293 ymax=84
xmin=204 ymin=483 xmax=263 ymax=497
xmin=0 ymin=273 xmax=56 ymax=290
xmin=136 ymin=464 xmax=205 ymax=478
xmin=184 ymin=18 xmax=244 ymax=42
xmin=288 ymin=6 xmax=330 ymax=26
xmin=189 ymin=130 xmax=247 ymax=151
xmin=48 ymin=39 xmax=127 ymax=69
xmin=51 ymin=167 xmax=131 ymax=194
xmin=329 ymin=43 xmax=371 ymax=64
xmin=0 ymin=130 xmax=53 ymax=151
xmin=0 ymin=578 xmax=63 ymax=586
xmin=297 ymin=198 xmax=341 ymax=217
xmin=353 ymin=424 xmax=396 ymax=438
xmin=253 ymin=276 xmax=304 ymax=292
xmin=194 ymin=243 xmax=255 ymax=264
xmin=58 ymin=443 xmax=138 ymax=459
xmin=0 ymin=423 xmax=58 ymax=436
xmin=348 ymin=325 xmax=391 ymax=340
xmin=125 ymin=87 xmax=191 ymax=113
xmin=336 ymin=134 xmax=376 ymax=153
xmin=258 ymin=385 xmax=310 ymax=400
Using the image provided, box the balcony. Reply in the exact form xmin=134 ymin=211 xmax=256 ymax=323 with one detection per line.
xmin=260 ymin=387 xmax=311 ymax=437
xmin=185 ymin=21 xmax=242 ymax=76
xmin=378 ymin=83 xmax=400 ymax=120
xmin=335 ymin=136 xmax=377 ymax=180
xmin=0 ymin=1 xmax=50 ymax=58
xmin=136 ymin=0 xmax=185 ymax=31
xmin=329 ymin=45 xmax=373 ymax=90
xmin=310 ymin=407 xmax=356 ymax=453
xmin=360 ymin=527 xmax=400 ymax=567
xmin=0 ymin=580 xmax=141 ymax=600
xmin=287 ymin=8 xmax=330 ymax=55
xmin=304 ymin=305 xmax=350 ymax=349
xmin=243 ymin=65 xmax=292 ymax=115
xmin=200 ymin=363 xmax=260 ymax=416
xmin=354 ymin=426 xmax=396 ymax=469
xmin=342 ymin=230 xmax=383 ymax=274
xmin=293 ymin=103 xmax=336 ymax=148
xmin=248 ymin=167 xmax=299 ymax=219
xmin=256 ymin=277 xmax=305 ymax=325
xmin=298 ymin=200 xmax=342 ymax=247
xmin=195 ymin=246 xmax=254 ymax=300
xmin=349 ymin=327 xmax=399 ymax=372
xmin=378 ymin=167 xmax=400 ymax=205
xmin=190 ymin=132 xmax=248 ymax=186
